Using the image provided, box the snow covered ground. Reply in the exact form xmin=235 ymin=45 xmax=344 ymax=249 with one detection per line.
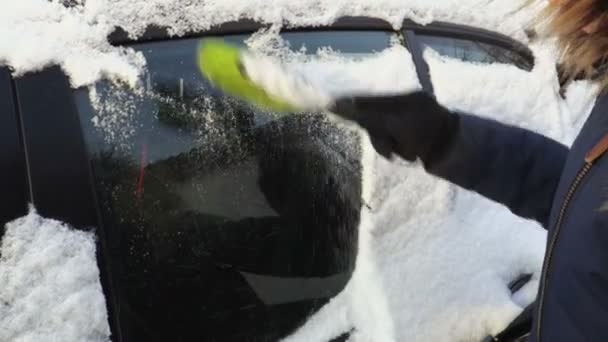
xmin=0 ymin=1 xmax=600 ymax=342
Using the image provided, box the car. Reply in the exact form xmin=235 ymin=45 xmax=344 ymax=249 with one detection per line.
xmin=1 ymin=12 xmax=576 ymax=342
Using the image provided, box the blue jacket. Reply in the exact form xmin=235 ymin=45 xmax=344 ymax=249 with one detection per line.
xmin=428 ymin=95 xmax=608 ymax=341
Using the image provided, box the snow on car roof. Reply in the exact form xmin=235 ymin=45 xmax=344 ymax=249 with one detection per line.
xmin=1 ymin=0 xmax=536 ymax=88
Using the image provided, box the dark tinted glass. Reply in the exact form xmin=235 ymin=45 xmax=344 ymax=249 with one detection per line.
xmin=0 ymin=68 xmax=28 ymax=236
xmin=74 ymin=31 xmax=394 ymax=342
xmin=419 ymin=35 xmax=534 ymax=71
xmin=280 ymin=31 xmax=393 ymax=54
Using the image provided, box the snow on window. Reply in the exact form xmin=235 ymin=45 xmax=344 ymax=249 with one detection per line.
xmin=278 ymin=31 xmax=563 ymax=342
xmin=344 ymin=37 xmax=575 ymax=342
xmin=280 ymin=23 xmax=594 ymax=342
xmin=0 ymin=208 xmax=110 ymax=342
xmin=425 ymin=46 xmax=566 ymax=140
xmin=286 ymin=45 xmax=421 ymax=98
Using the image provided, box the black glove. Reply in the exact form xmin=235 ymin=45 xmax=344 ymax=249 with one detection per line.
xmin=329 ymin=91 xmax=459 ymax=165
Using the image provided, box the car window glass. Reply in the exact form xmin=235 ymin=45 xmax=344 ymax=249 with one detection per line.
xmin=73 ymin=30 xmax=395 ymax=342
xmin=280 ymin=30 xmax=394 ymax=56
xmin=418 ymin=35 xmax=533 ymax=71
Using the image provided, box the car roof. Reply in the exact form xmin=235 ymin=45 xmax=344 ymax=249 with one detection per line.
xmin=107 ymin=15 xmax=533 ymax=62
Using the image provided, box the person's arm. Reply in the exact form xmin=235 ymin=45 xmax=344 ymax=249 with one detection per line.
xmin=331 ymin=91 xmax=569 ymax=227
xmin=425 ymin=112 xmax=568 ymax=227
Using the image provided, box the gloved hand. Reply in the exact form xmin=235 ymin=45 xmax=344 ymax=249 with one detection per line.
xmin=329 ymin=91 xmax=459 ymax=164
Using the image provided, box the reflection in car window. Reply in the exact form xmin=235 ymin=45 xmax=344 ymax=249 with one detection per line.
xmin=280 ymin=31 xmax=394 ymax=56
xmin=73 ymin=31 xmax=395 ymax=342
xmin=419 ymin=35 xmax=533 ymax=71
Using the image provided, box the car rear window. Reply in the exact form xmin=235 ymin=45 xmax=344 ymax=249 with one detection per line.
xmin=73 ymin=30 xmax=393 ymax=341
xmin=418 ymin=35 xmax=534 ymax=71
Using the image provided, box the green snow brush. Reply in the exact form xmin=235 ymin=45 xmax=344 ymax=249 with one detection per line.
xmin=197 ymin=39 xmax=297 ymax=112
xmin=196 ymin=38 xmax=332 ymax=113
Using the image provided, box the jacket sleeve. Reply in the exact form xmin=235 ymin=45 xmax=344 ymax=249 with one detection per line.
xmin=424 ymin=113 xmax=569 ymax=228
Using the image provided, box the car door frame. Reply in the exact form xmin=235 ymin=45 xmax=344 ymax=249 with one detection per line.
xmin=401 ymin=19 xmax=535 ymax=94
xmin=0 ymin=67 xmax=29 ymax=238
xmin=12 ymin=66 xmax=123 ymax=342
xmin=9 ymin=17 xmax=402 ymax=342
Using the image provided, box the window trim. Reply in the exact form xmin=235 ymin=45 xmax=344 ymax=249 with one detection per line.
xmin=401 ymin=20 xmax=535 ymax=97
xmin=0 ymin=67 xmax=29 ymax=236
xmin=403 ymin=19 xmax=534 ymax=66
xmin=403 ymin=29 xmax=434 ymax=93
xmin=12 ymin=66 xmax=122 ymax=342
xmin=109 ymin=16 xmax=396 ymax=46
xmin=107 ymin=16 xmax=535 ymax=98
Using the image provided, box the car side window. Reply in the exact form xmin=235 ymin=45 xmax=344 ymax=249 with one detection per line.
xmin=418 ymin=35 xmax=533 ymax=71
xmin=73 ymin=30 xmax=396 ymax=342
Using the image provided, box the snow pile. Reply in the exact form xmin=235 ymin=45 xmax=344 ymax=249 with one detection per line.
xmin=0 ymin=0 xmax=536 ymax=88
xmin=87 ymin=0 xmax=536 ymax=39
xmin=426 ymin=45 xmax=566 ymax=140
xmin=366 ymin=161 xmax=546 ymax=341
xmin=0 ymin=0 xmax=146 ymax=87
xmin=0 ymin=209 xmax=110 ymax=342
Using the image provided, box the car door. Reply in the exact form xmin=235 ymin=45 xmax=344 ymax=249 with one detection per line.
xmin=11 ymin=65 xmax=120 ymax=339
xmin=11 ymin=18 xmax=407 ymax=342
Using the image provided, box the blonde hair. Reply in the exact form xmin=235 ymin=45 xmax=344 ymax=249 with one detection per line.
xmin=529 ymin=0 xmax=608 ymax=91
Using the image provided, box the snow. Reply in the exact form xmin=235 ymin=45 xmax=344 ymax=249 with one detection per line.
xmin=426 ymin=45 xmax=567 ymax=140
xmin=241 ymin=43 xmax=420 ymax=111
xmin=0 ymin=0 xmax=536 ymax=88
xmin=0 ymin=1 xmax=146 ymax=87
xmin=0 ymin=208 xmax=110 ymax=342
xmin=84 ymin=0 xmax=536 ymax=40
xmin=0 ymin=1 xmax=600 ymax=342
xmin=241 ymin=51 xmax=334 ymax=111
xmin=270 ymin=21 xmax=593 ymax=342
